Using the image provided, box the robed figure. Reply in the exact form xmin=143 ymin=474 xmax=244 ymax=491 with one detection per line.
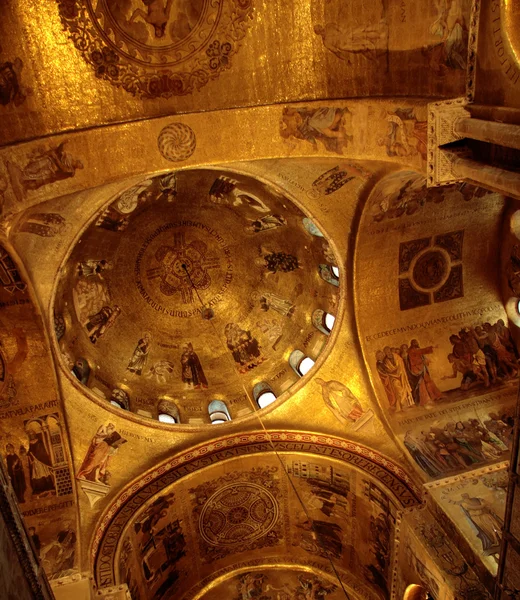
xmin=5 ymin=443 xmax=26 ymax=503
xmin=225 ymin=323 xmax=265 ymax=373
xmin=27 ymin=432 xmax=55 ymax=496
xmin=377 ymin=347 xmax=414 ymax=411
xmin=6 ymin=142 xmax=83 ymax=201
xmin=407 ymin=340 xmax=443 ymax=406
xmin=127 ymin=333 xmax=152 ymax=375
xmin=85 ymin=305 xmax=121 ymax=343
xmin=315 ymin=378 xmax=372 ymax=427
xmin=77 ymin=424 xmax=126 ymax=485
xmin=453 ymin=493 xmax=503 ymax=554
xmin=180 ymin=343 xmax=208 ymax=389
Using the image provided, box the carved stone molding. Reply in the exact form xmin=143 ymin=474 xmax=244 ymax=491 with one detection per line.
xmin=427 ymin=97 xmax=471 ymax=187
xmin=78 ymin=479 xmax=111 ymax=509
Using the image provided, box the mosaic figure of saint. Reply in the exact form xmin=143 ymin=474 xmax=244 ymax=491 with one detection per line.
xmin=314 ymin=16 xmax=388 ymax=64
xmin=127 ymin=333 xmax=152 ymax=375
xmin=315 ymin=378 xmax=371 ymax=427
xmin=429 ymin=0 xmax=468 ymax=71
xmin=322 ymin=240 xmax=336 ymax=264
xmin=27 ymin=430 xmax=55 ymax=496
xmin=256 ymin=291 xmax=295 ymax=317
xmin=378 ymin=109 xmax=427 ymax=161
xmin=74 ymin=278 xmax=111 ymax=325
xmin=6 ymin=142 xmax=83 ymax=201
xmin=5 ymin=443 xmax=26 ymax=503
xmin=236 ymin=573 xmax=268 ymax=599
xmin=85 ymin=304 xmax=121 ymax=343
xmin=280 ymin=106 xmax=352 ymax=154
xmin=209 ymin=176 xmax=270 ymax=213
xmin=28 ymin=527 xmax=40 ymax=557
xmin=245 ymin=214 xmax=287 ymax=233
xmin=116 ymin=180 xmax=153 ymax=214
xmin=451 ymin=493 xmax=503 ymax=554
xmin=225 ymin=323 xmax=266 ymax=373
xmin=297 ymin=517 xmax=343 ymax=559
xmin=134 ymin=492 xmax=175 ymax=550
xmin=375 ymin=347 xmax=414 ymax=411
xmin=77 ymin=259 xmax=111 ymax=278
xmin=77 ymin=423 xmax=126 ymax=485
xmin=17 ymin=212 xmax=67 ymax=237
xmin=180 ymin=343 xmax=208 ymax=389
xmin=406 ymin=339 xmax=444 ymax=406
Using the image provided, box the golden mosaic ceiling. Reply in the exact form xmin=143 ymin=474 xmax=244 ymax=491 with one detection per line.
xmin=54 ymin=168 xmax=339 ymax=423
xmin=1 ymin=0 xmax=520 ymax=599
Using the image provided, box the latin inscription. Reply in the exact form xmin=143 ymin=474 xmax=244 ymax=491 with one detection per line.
xmin=0 ymin=398 xmax=59 ymax=419
xmin=365 ymin=303 xmax=504 ymax=342
xmin=491 ymin=1 xmax=520 ymax=86
xmin=22 ymin=499 xmax=74 ymax=517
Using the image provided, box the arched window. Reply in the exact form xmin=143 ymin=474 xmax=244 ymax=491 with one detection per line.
xmin=302 ymin=217 xmax=324 ymax=237
xmin=318 ymin=264 xmax=339 ymax=287
xmin=505 ymin=297 xmax=520 ymax=329
xmin=403 ymin=584 xmax=432 ymax=600
xmin=289 ymin=350 xmax=316 ymax=377
xmin=208 ymin=400 xmax=231 ymax=424
xmin=71 ymin=357 xmax=90 ymax=385
xmin=324 ymin=312 xmax=336 ymax=330
xmin=157 ymin=399 xmax=180 ymax=424
xmin=312 ymin=309 xmax=336 ymax=335
xmin=253 ymin=382 xmax=277 ymax=409
xmin=158 ymin=413 xmax=176 ymax=424
xmin=110 ymin=388 xmax=129 ymax=410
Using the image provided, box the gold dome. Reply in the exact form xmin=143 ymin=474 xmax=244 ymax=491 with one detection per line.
xmin=54 ymin=168 xmax=339 ymax=424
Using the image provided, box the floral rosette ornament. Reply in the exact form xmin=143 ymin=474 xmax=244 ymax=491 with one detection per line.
xmin=57 ymin=0 xmax=254 ymax=99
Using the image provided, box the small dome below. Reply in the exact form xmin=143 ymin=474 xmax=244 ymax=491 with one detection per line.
xmin=54 ymin=169 xmax=339 ymax=424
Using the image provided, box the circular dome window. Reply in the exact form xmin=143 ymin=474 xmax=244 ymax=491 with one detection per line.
xmin=53 ymin=169 xmax=340 ymax=424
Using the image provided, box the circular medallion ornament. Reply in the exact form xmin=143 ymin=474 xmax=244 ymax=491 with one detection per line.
xmin=158 ymin=123 xmax=196 ymax=162
xmin=412 ymin=250 xmax=449 ymax=290
xmin=57 ymin=0 xmax=254 ymax=99
xmin=199 ymin=482 xmax=278 ymax=546
xmin=134 ymin=221 xmax=233 ymax=315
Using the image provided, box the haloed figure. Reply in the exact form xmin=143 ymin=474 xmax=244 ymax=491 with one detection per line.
xmin=127 ymin=333 xmax=152 ymax=375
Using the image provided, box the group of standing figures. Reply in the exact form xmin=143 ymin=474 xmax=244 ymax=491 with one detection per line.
xmin=375 ymin=339 xmax=443 ymax=411
xmin=375 ymin=319 xmax=519 ymax=412
xmin=404 ymin=411 xmax=514 ymax=478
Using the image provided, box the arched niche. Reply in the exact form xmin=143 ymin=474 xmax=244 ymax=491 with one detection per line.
xmin=91 ymin=430 xmax=421 ymax=600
